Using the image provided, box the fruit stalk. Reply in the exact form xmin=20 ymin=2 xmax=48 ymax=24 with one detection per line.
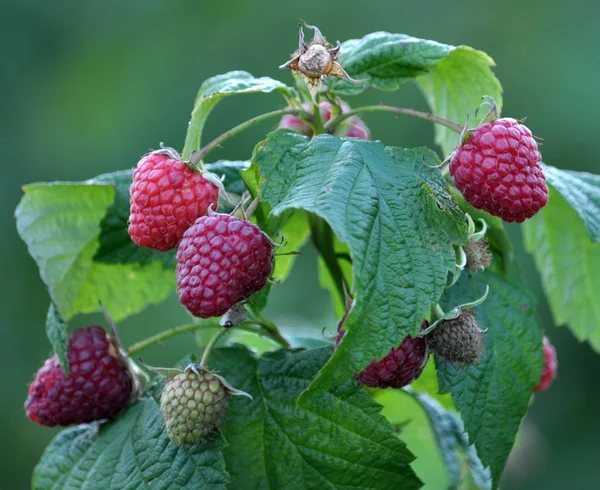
xmin=324 ymin=104 xmax=464 ymax=134
xmin=189 ymin=109 xmax=307 ymax=164
xmin=199 ymin=327 xmax=228 ymax=368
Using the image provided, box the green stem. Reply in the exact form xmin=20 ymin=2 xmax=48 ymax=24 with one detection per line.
xmin=189 ymin=109 xmax=307 ymax=165
xmin=250 ymin=310 xmax=291 ymax=348
xmin=311 ymin=101 xmax=326 ymax=135
xmin=324 ymin=105 xmax=464 ymax=135
xmin=434 ymin=304 xmax=445 ymax=318
xmin=308 ymin=213 xmax=346 ymax=306
xmin=200 ymin=328 xmax=228 ymax=368
xmin=127 ymin=322 xmax=288 ymax=355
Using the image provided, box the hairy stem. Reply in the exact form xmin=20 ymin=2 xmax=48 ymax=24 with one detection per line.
xmin=200 ymin=327 xmax=228 ymax=368
xmin=324 ymin=105 xmax=464 ymax=135
xmin=308 ymin=213 xmax=346 ymax=306
xmin=189 ymin=109 xmax=306 ymax=165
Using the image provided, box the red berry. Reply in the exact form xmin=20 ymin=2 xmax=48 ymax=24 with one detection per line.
xmin=337 ymin=321 xmax=429 ymax=389
xmin=25 ymin=326 xmax=133 ymax=427
xmin=176 ymin=214 xmax=274 ymax=318
xmin=128 ymin=151 xmax=220 ymax=251
xmin=278 ymin=101 xmax=370 ymax=140
xmin=534 ymin=336 xmax=557 ymax=392
xmin=449 ymin=118 xmax=548 ymax=223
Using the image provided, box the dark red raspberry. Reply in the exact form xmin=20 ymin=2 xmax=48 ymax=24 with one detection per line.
xmin=336 ymin=321 xmax=429 ymax=389
xmin=450 ymin=118 xmax=548 ymax=223
xmin=25 ymin=326 xmax=133 ymax=427
xmin=128 ymin=151 xmax=219 ymax=251
xmin=534 ymin=336 xmax=558 ymax=392
xmin=278 ymin=101 xmax=370 ymax=140
xmin=176 ymin=214 xmax=274 ymax=318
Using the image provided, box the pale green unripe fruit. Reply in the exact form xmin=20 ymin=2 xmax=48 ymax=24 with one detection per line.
xmin=160 ymin=370 xmax=227 ymax=445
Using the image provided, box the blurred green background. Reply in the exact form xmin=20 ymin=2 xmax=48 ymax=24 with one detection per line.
xmin=2 ymin=0 xmax=599 ymax=488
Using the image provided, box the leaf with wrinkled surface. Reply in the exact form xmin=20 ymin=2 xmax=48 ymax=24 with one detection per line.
xmin=32 ymin=398 xmax=228 ymax=490
xmin=211 ymin=346 xmax=421 ymax=489
xmin=436 ymin=269 xmax=543 ymax=486
xmin=252 ymin=131 xmax=468 ymax=398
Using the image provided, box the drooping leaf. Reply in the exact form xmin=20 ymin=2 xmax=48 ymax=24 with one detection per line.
xmin=45 ymin=302 xmax=69 ymax=375
xmin=327 ymin=32 xmax=454 ymax=95
xmin=211 ymin=346 xmax=421 ymax=489
xmin=417 ymin=46 xmax=503 ymax=156
xmin=410 ymin=391 xmax=491 ymax=490
xmin=436 ymin=268 xmax=543 ymax=486
xmin=182 ymin=71 xmax=291 ymax=160
xmin=32 ymin=399 xmax=228 ymax=490
xmin=252 ymin=131 xmax=468 ymax=397
xmin=523 ymin=186 xmax=600 ymax=351
xmin=15 ymin=178 xmax=173 ymax=322
xmin=544 ymin=164 xmax=600 ymax=242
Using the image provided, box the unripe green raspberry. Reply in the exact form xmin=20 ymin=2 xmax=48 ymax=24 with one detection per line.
xmin=160 ymin=369 xmax=227 ymax=445
xmin=425 ymin=311 xmax=485 ymax=366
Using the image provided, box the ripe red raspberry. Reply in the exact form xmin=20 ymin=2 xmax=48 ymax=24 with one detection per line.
xmin=176 ymin=214 xmax=274 ymax=318
xmin=25 ymin=326 xmax=133 ymax=427
xmin=278 ymin=101 xmax=370 ymax=140
xmin=450 ymin=118 xmax=548 ymax=223
xmin=128 ymin=151 xmax=219 ymax=251
xmin=534 ymin=336 xmax=558 ymax=392
xmin=336 ymin=321 xmax=429 ymax=389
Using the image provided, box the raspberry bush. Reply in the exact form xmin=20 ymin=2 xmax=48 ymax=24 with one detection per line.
xmin=16 ymin=22 xmax=600 ymax=489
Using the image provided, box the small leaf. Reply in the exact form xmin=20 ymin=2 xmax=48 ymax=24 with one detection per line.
xmin=327 ymin=32 xmax=454 ymax=95
xmin=182 ymin=71 xmax=290 ymax=160
xmin=544 ymin=164 xmax=600 ymax=242
xmin=15 ymin=178 xmax=173 ymax=322
xmin=46 ymin=302 xmax=69 ymax=375
xmin=410 ymin=391 xmax=491 ymax=490
xmin=253 ymin=131 xmax=468 ymax=398
xmin=417 ymin=46 xmax=503 ymax=156
xmin=32 ymin=399 xmax=229 ymax=490
xmin=523 ymin=186 xmax=600 ymax=351
xmin=436 ymin=268 xmax=543 ymax=486
xmin=211 ymin=346 xmax=421 ymax=489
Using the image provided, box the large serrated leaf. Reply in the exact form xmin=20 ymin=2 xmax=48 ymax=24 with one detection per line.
xmin=182 ymin=71 xmax=290 ymax=159
xmin=417 ymin=46 xmax=503 ymax=156
xmin=523 ymin=186 xmax=600 ymax=351
xmin=252 ymin=131 xmax=468 ymax=398
xmin=436 ymin=269 xmax=543 ymax=487
xmin=327 ymin=32 xmax=454 ymax=95
xmin=544 ymin=164 xmax=600 ymax=242
xmin=15 ymin=178 xmax=173 ymax=322
xmin=211 ymin=346 xmax=421 ymax=489
xmin=32 ymin=398 xmax=228 ymax=490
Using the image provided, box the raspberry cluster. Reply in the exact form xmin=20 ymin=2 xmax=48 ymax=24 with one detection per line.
xmin=25 ymin=326 xmax=133 ymax=427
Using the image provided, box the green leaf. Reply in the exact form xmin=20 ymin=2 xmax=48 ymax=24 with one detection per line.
xmin=182 ymin=71 xmax=290 ymax=160
xmin=253 ymin=131 xmax=468 ymax=397
xmin=417 ymin=46 xmax=503 ymax=156
xmin=523 ymin=186 xmax=600 ymax=350
xmin=45 ymin=302 xmax=69 ymax=375
xmin=16 ymin=178 xmax=173 ymax=322
xmin=410 ymin=391 xmax=491 ymax=490
xmin=206 ymin=160 xmax=251 ymax=197
xmin=436 ymin=269 xmax=543 ymax=486
xmin=327 ymin=32 xmax=454 ymax=96
xmin=211 ymin=346 xmax=421 ymax=489
xmin=32 ymin=399 xmax=228 ymax=490
xmin=544 ymin=164 xmax=600 ymax=242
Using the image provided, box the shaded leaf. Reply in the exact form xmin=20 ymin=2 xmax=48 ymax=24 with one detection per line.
xmin=45 ymin=302 xmax=69 ymax=375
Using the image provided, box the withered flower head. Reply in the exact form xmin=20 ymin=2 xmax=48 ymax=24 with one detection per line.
xmin=280 ymin=21 xmax=362 ymax=99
